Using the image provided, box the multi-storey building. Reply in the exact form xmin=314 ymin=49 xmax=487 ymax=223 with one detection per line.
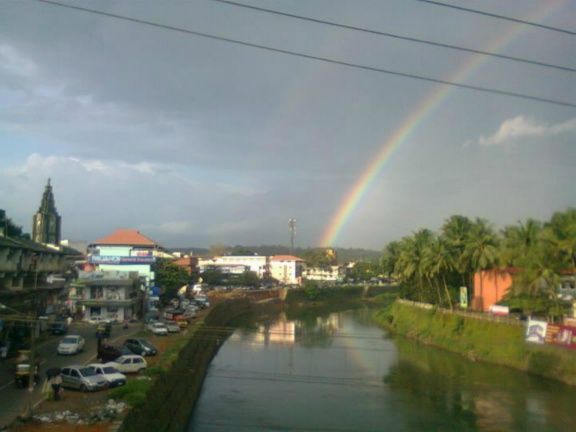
xmin=198 ymin=255 xmax=268 ymax=277
xmin=72 ymin=271 xmax=142 ymax=322
xmin=303 ymin=265 xmax=344 ymax=282
xmin=0 ymin=230 xmax=67 ymax=315
xmin=269 ymin=255 xmax=304 ymax=285
xmin=87 ymin=229 xmax=161 ymax=286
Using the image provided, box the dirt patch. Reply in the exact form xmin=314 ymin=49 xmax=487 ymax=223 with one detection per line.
xmin=9 ymin=310 xmax=212 ymax=431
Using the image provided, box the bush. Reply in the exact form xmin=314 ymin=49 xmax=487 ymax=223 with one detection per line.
xmin=110 ymin=379 xmax=152 ymax=407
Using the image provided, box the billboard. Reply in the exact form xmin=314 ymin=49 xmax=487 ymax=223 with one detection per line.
xmin=459 ymin=287 xmax=468 ymax=308
xmin=544 ymin=324 xmax=576 ymax=350
xmin=89 ymin=255 xmax=155 ymax=265
xmin=525 ymin=319 xmax=548 ymax=344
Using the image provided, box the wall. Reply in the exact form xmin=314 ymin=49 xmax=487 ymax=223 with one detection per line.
xmin=472 ymin=270 xmax=514 ymax=312
xmin=119 ymin=299 xmax=252 ymax=432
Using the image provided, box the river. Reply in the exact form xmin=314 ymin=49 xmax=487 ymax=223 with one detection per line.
xmin=188 ymin=308 xmax=576 ymax=432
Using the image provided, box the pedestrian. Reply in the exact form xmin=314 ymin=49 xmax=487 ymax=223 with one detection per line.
xmin=33 ymin=361 xmax=41 ymax=386
xmin=51 ymin=374 xmax=62 ymax=401
xmin=0 ymin=343 xmax=7 ymax=361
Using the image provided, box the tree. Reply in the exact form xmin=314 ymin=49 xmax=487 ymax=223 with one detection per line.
xmin=208 ymin=244 xmax=228 ymax=257
xmin=501 ymin=219 xmax=542 ymax=267
xmin=462 ymin=219 xmax=499 ymax=309
xmin=423 ymin=238 xmax=455 ymax=308
xmin=237 ymin=270 xmax=260 ymax=287
xmin=381 ymin=241 xmax=401 ymax=279
xmin=301 ymin=248 xmax=337 ymax=269
xmin=347 ymin=261 xmax=381 ymax=282
xmin=395 ymin=229 xmax=434 ymax=302
xmin=441 ymin=215 xmax=474 ymax=288
xmin=153 ymin=259 xmax=191 ymax=303
xmin=201 ymin=268 xmax=224 ymax=286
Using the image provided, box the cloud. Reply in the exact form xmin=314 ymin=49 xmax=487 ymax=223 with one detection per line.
xmin=477 ymin=116 xmax=576 ymax=146
xmin=0 ymin=43 xmax=37 ymax=78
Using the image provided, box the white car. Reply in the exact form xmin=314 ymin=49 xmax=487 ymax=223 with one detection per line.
xmin=87 ymin=363 xmax=127 ymax=388
xmin=87 ymin=316 xmax=112 ymax=325
xmin=164 ymin=321 xmax=181 ymax=333
xmin=109 ymin=355 xmax=147 ymax=374
xmin=57 ymin=335 xmax=85 ymax=355
xmin=147 ymin=322 xmax=168 ymax=336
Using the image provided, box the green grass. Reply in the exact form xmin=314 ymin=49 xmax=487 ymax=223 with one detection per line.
xmin=376 ymin=301 xmax=576 ymax=385
xmin=110 ymin=379 xmax=153 ymax=407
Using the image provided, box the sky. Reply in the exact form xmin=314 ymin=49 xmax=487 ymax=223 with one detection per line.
xmin=0 ymin=0 xmax=575 ymax=249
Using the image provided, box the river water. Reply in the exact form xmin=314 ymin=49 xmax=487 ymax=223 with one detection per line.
xmin=188 ymin=309 xmax=576 ymax=432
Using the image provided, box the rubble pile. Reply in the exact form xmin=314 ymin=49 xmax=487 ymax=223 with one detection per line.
xmin=31 ymin=399 xmax=128 ymax=425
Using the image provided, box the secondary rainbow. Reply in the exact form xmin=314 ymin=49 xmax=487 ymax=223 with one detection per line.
xmin=320 ymin=1 xmax=565 ymax=247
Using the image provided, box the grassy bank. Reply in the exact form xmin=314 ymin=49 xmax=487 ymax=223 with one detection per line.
xmin=376 ymin=301 xmax=576 ymax=385
xmin=117 ymin=299 xmax=251 ymax=432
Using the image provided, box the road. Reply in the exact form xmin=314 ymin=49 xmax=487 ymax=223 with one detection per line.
xmin=0 ymin=321 xmax=142 ymax=429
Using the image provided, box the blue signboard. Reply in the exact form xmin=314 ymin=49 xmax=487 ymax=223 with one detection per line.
xmin=89 ymin=255 xmax=155 ymax=265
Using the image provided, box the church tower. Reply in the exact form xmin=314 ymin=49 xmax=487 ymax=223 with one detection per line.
xmin=32 ymin=178 xmax=61 ymax=246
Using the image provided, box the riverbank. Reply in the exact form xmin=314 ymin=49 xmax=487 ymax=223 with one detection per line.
xmin=118 ymin=298 xmax=251 ymax=432
xmin=375 ymin=300 xmax=576 ymax=386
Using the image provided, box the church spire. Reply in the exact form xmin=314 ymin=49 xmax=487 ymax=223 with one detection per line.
xmin=33 ymin=178 xmax=61 ymax=245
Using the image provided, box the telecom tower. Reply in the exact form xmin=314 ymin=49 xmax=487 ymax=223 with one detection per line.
xmin=288 ymin=218 xmax=296 ymax=255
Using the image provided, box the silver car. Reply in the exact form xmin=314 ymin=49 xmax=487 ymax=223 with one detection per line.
xmin=57 ymin=335 xmax=85 ymax=355
xmin=60 ymin=366 xmax=108 ymax=392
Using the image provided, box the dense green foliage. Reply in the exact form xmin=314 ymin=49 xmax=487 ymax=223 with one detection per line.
xmin=153 ymin=259 xmax=193 ymax=303
xmin=377 ymin=301 xmax=576 ymax=385
xmin=382 ymin=208 xmax=575 ymax=316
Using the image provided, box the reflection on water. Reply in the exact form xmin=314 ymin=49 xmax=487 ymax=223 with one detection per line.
xmin=189 ymin=309 xmax=576 ymax=432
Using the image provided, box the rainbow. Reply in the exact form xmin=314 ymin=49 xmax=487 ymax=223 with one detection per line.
xmin=320 ymin=1 xmax=566 ymax=247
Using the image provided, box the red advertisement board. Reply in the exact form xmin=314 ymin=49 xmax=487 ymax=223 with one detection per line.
xmin=544 ymin=324 xmax=576 ymax=349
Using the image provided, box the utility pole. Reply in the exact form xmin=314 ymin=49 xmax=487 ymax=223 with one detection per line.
xmin=28 ymin=317 xmax=36 ymax=392
xmin=288 ymin=218 xmax=296 ymax=255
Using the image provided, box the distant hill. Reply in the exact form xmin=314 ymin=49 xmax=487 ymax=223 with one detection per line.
xmin=169 ymin=245 xmax=381 ymax=263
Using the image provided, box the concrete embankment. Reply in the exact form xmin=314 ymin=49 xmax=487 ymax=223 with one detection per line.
xmin=118 ymin=299 xmax=251 ymax=432
xmin=375 ymin=300 xmax=576 ymax=386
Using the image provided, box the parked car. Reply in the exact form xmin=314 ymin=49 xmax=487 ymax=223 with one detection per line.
xmin=164 ymin=321 xmax=181 ymax=333
xmin=87 ymin=316 xmax=113 ymax=325
xmin=60 ymin=365 xmax=108 ymax=392
xmin=109 ymin=355 xmax=147 ymax=374
xmin=97 ymin=343 xmax=132 ymax=362
xmin=57 ymin=335 xmax=85 ymax=355
xmin=50 ymin=321 xmax=68 ymax=335
xmin=87 ymin=363 xmax=127 ymax=388
xmin=147 ymin=322 xmax=168 ymax=336
xmin=123 ymin=339 xmax=158 ymax=356
xmin=176 ymin=318 xmax=189 ymax=329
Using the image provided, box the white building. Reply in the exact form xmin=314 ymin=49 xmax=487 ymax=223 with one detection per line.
xmin=73 ymin=271 xmax=141 ymax=322
xmin=269 ymin=255 xmax=304 ymax=285
xmin=198 ymin=255 xmax=268 ymax=277
xmin=304 ymin=265 xmax=344 ymax=282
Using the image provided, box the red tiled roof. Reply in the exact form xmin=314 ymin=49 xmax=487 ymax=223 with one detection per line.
xmin=270 ymin=255 xmax=303 ymax=262
xmin=93 ymin=229 xmax=157 ymax=246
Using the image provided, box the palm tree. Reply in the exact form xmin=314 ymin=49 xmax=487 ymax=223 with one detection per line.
xmin=441 ymin=215 xmax=474 ymax=289
xmin=395 ymin=230 xmax=434 ymax=302
xmin=423 ymin=238 xmax=455 ymax=309
xmin=501 ymin=219 xmax=542 ymax=267
xmin=381 ymin=241 xmax=401 ymax=280
xmin=463 ymin=218 xmax=500 ymax=309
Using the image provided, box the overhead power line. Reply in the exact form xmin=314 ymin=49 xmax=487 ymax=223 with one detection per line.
xmin=414 ymin=0 xmax=576 ymax=36
xmin=31 ymin=0 xmax=576 ymax=109
xmin=210 ymin=0 xmax=576 ymax=74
